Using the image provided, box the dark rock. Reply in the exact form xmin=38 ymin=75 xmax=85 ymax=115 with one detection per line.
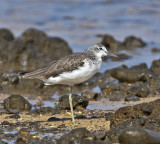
xmin=106 ymin=98 xmax=160 ymax=127
xmin=21 ymin=28 xmax=47 ymax=40
xmin=123 ymin=36 xmax=146 ymax=48
xmin=56 ymin=94 xmax=89 ymax=110
xmin=105 ymin=99 xmax=160 ymax=143
xmin=101 ymin=34 xmax=122 ymax=52
xmin=22 ymin=29 xmax=72 ymax=61
xmin=130 ymin=63 xmax=148 ymax=72
xmin=5 ymin=114 xmax=21 ymax=119
xmin=1 ymin=121 xmax=10 ymax=125
xmin=118 ymin=127 xmax=160 ymax=144
xmin=110 ymin=67 xmax=147 ymax=82
xmin=141 ymin=104 xmax=154 ymax=115
xmin=125 ymin=94 xmax=140 ymax=101
xmin=1 ymin=71 xmax=20 ymax=84
xmin=57 ymin=127 xmax=93 ymax=144
xmin=127 ymin=85 xmax=150 ymax=98
xmin=151 ymin=47 xmax=160 ymax=53
xmin=31 ymin=107 xmax=57 ymax=115
xmin=112 ymin=53 xmax=131 ymax=61
xmin=138 ymin=117 xmax=146 ymax=126
xmin=101 ymin=83 xmax=122 ymax=93
xmin=81 ymin=91 xmax=99 ymax=100
xmin=48 ymin=117 xmax=61 ymax=122
xmin=0 ymin=28 xmax=14 ymax=41
xmin=94 ymin=132 xmax=106 ymax=140
xmin=4 ymin=94 xmax=32 ymax=113
xmin=150 ymin=59 xmax=160 ymax=78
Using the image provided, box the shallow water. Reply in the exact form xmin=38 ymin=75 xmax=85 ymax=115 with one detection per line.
xmin=0 ymin=0 xmax=160 ymax=72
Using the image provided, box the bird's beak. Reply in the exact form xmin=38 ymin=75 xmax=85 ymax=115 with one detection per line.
xmin=106 ymin=51 xmax=118 ymax=57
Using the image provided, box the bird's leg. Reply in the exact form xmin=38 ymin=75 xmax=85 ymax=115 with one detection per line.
xmin=69 ymin=85 xmax=75 ymax=123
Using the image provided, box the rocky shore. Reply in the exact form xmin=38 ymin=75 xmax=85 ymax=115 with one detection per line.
xmin=0 ymin=28 xmax=160 ymax=143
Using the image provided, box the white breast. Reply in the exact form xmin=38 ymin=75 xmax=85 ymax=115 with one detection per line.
xmin=45 ymin=58 xmax=102 ymax=85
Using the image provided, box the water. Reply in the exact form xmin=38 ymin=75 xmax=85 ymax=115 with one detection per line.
xmin=0 ymin=0 xmax=160 ymax=48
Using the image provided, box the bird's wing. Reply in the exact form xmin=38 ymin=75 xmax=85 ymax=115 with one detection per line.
xmin=44 ymin=52 xmax=87 ymax=79
xmin=22 ymin=52 xmax=87 ymax=80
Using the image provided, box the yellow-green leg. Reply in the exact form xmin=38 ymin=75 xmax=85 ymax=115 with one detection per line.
xmin=69 ymin=86 xmax=75 ymax=123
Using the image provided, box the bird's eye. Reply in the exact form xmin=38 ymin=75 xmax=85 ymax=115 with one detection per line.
xmin=99 ymin=48 xmax=102 ymax=50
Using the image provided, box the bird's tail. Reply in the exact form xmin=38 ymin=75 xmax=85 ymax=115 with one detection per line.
xmin=21 ymin=68 xmax=47 ymax=79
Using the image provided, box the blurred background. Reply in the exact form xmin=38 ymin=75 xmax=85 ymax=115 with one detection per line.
xmin=0 ymin=0 xmax=160 ymax=72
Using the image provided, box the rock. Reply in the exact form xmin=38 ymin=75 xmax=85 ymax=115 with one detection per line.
xmin=56 ymin=94 xmax=89 ymax=110
xmin=110 ymin=67 xmax=147 ymax=82
xmin=112 ymin=53 xmax=131 ymax=61
xmin=1 ymin=121 xmax=10 ymax=125
xmin=48 ymin=117 xmax=61 ymax=122
xmin=118 ymin=127 xmax=160 ymax=144
xmin=123 ymin=36 xmax=146 ymax=48
xmin=150 ymin=59 xmax=160 ymax=78
xmin=124 ymin=94 xmax=140 ymax=101
xmin=141 ymin=104 xmax=153 ymax=115
xmin=101 ymin=83 xmax=123 ymax=94
xmin=127 ymin=85 xmax=150 ymax=98
xmin=105 ymin=99 xmax=160 ymax=143
xmin=151 ymin=47 xmax=160 ymax=53
xmin=101 ymin=34 xmax=122 ymax=52
xmin=57 ymin=128 xmax=93 ymax=144
xmin=31 ymin=107 xmax=57 ymax=115
xmin=5 ymin=114 xmax=21 ymax=119
xmin=81 ymin=91 xmax=99 ymax=100
xmin=21 ymin=28 xmax=47 ymax=40
xmin=4 ymin=94 xmax=32 ymax=113
xmin=138 ymin=117 xmax=146 ymax=126
xmin=130 ymin=63 xmax=148 ymax=72
xmin=0 ymin=28 xmax=14 ymax=41
xmin=22 ymin=29 xmax=72 ymax=61
xmin=16 ymin=130 xmax=32 ymax=144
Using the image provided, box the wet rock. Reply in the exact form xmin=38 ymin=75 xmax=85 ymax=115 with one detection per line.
xmin=5 ymin=114 xmax=21 ymax=119
xmin=48 ymin=117 xmax=61 ymax=122
xmin=141 ymin=104 xmax=153 ymax=115
xmin=106 ymin=98 xmax=160 ymax=127
xmin=151 ymin=47 xmax=160 ymax=53
xmin=56 ymin=94 xmax=89 ymax=110
xmin=101 ymin=83 xmax=123 ymax=94
xmin=130 ymin=63 xmax=148 ymax=72
xmin=0 ymin=28 xmax=14 ymax=41
xmin=4 ymin=94 xmax=32 ymax=114
xmin=123 ymin=36 xmax=146 ymax=49
xmin=1 ymin=121 xmax=10 ymax=125
xmin=16 ymin=130 xmax=32 ymax=144
xmin=101 ymin=34 xmax=122 ymax=52
xmin=105 ymin=99 xmax=160 ymax=143
xmin=118 ymin=127 xmax=160 ymax=144
xmin=21 ymin=28 xmax=47 ymax=40
xmin=57 ymin=127 xmax=94 ymax=144
xmin=22 ymin=28 xmax=72 ymax=61
xmin=110 ymin=67 xmax=147 ymax=82
xmin=124 ymin=94 xmax=140 ymax=101
xmin=127 ymin=85 xmax=150 ymax=98
xmin=150 ymin=59 xmax=160 ymax=78
xmin=31 ymin=107 xmax=57 ymax=115
xmin=1 ymin=71 xmax=20 ymax=84
xmin=112 ymin=53 xmax=131 ymax=61
xmin=138 ymin=117 xmax=146 ymax=126
xmin=81 ymin=91 xmax=99 ymax=100
xmin=94 ymin=132 xmax=106 ymax=140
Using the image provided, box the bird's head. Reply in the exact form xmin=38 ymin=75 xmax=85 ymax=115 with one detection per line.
xmin=87 ymin=43 xmax=117 ymax=58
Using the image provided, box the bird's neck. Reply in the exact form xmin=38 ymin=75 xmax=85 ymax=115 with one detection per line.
xmin=87 ymin=51 xmax=102 ymax=62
